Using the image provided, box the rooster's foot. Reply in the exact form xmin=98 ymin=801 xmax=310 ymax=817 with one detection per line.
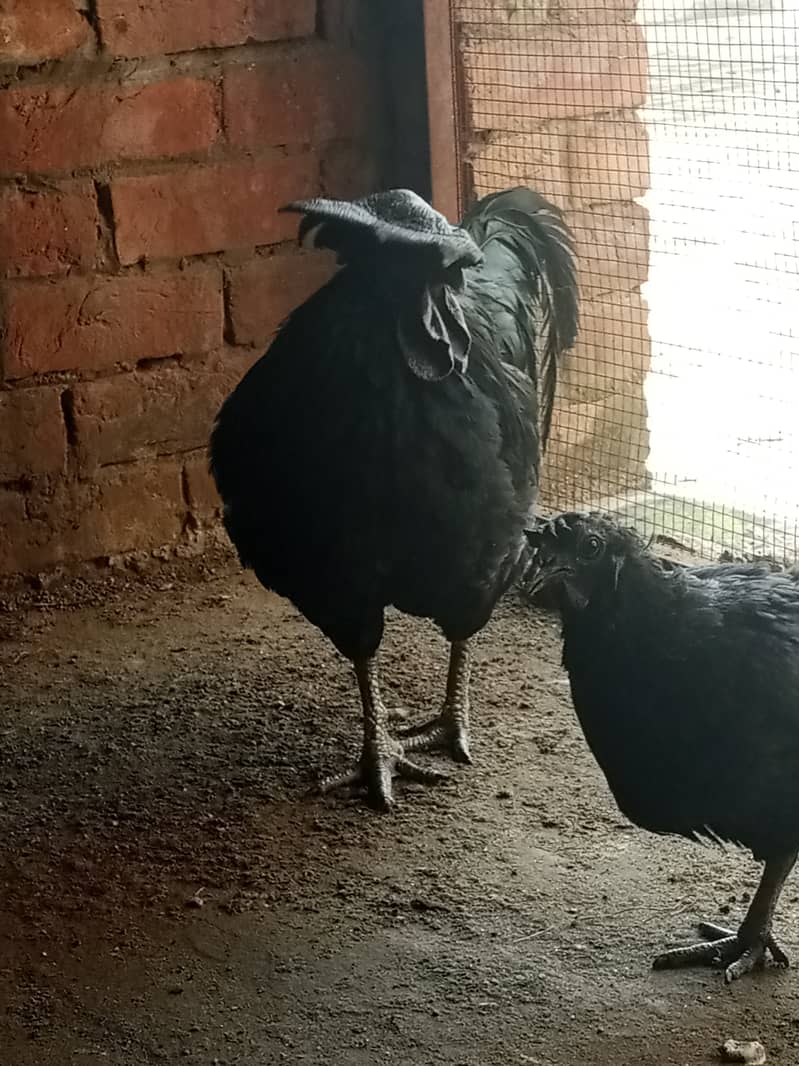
xmin=320 ymin=733 xmax=446 ymax=811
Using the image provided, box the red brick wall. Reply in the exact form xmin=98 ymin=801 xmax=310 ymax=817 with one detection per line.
xmin=0 ymin=0 xmax=397 ymax=575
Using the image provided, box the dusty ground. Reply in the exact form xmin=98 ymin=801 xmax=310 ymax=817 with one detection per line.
xmin=0 ymin=554 xmax=797 ymax=1065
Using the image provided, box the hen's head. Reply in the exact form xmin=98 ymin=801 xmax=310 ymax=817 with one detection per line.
xmin=523 ymin=512 xmax=645 ymax=610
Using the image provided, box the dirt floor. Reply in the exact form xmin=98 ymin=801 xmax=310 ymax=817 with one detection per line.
xmin=0 ymin=552 xmax=798 ymax=1066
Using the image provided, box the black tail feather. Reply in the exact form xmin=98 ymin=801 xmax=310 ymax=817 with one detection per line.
xmin=461 ymin=187 xmax=579 ymax=447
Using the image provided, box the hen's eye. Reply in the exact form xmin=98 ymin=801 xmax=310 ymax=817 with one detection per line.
xmin=581 ymin=534 xmax=602 ymax=560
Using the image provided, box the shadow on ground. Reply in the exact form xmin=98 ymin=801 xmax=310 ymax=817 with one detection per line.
xmin=0 ymin=561 xmax=796 ymax=1064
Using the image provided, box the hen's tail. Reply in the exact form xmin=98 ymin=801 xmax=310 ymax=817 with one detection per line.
xmin=460 ymin=187 xmax=579 ymax=447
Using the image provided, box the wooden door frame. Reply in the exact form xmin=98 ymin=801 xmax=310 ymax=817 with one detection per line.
xmin=423 ymin=0 xmax=463 ymax=221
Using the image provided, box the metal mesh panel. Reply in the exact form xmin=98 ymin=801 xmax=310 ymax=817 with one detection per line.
xmin=454 ymin=0 xmax=799 ymax=562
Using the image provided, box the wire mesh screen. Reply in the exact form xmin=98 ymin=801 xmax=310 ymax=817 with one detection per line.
xmin=454 ymin=0 xmax=799 ymax=563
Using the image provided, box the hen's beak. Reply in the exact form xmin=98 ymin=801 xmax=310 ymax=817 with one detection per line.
xmin=523 ymin=558 xmax=571 ymax=598
xmin=522 ymin=526 xmax=566 ymax=597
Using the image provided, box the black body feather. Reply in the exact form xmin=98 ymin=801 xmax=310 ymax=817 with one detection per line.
xmin=525 ymin=514 xmax=799 ymax=862
xmin=210 ymin=188 xmax=578 ymax=663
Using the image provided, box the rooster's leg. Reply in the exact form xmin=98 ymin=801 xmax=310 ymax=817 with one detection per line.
xmin=320 ymin=656 xmax=445 ymax=811
xmin=652 ymin=851 xmax=795 ymax=982
xmin=401 ymin=640 xmax=472 ymax=764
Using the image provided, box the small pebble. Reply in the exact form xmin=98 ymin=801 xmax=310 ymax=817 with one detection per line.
xmin=720 ymin=1038 xmax=766 ymax=1064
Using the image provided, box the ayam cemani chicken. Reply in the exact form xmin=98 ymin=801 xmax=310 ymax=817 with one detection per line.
xmin=210 ymin=187 xmax=578 ymax=810
xmin=523 ymin=511 xmax=799 ymax=982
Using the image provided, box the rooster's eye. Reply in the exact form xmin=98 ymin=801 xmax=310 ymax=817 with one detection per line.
xmin=581 ymin=534 xmax=602 ymax=560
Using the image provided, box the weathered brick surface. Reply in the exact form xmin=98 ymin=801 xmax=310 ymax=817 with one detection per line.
xmin=0 ymin=181 xmax=101 ymax=278
xmin=3 ymin=268 xmax=223 ymax=378
xmin=225 ymin=47 xmax=371 ymax=150
xmin=0 ymin=3 xmax=399 ymax=573
xmin=0 ymin=0 xmax=91 ymax=65
xmin=0 ymin=387 xmax=67 ymax=480
xmin=462 ymin=24 xmax=646 ymax=125
xmin=0 ymin=460 xmax=186 ymax=574
xmin=470 ymin=116 xmax=648 ymax=209
xmin=552 ymin=0 xmax=638 ymax=24
xmin=567 ymin=114 xmax=649 ymax=206
xmin=570 ymin=201 xmax=649 ymax=298
xmin=543 ymin=383 xmax=650 ymax=506
xmin=69 ymin=354 xmax=253 ymax=472
xmin=320 ymin=140 xmax=381 ymax=199
xmin=227 ymin=250 xmax=335 ymax=346
xmin=0 ymin=487 xmax=30 ymax=575
xmin=184 ymin=453 xmax=221 ymax=521
xmin=456 ymin=0 xmax=638 ymax=29
xmin=111 ymin=157 xmax=319 ymax=264
xmin=97 ymin=0 xmax=317 ymax=58
xmin=470 ymin=125 xmax=570 ymax=206
xmin=559 ymin=290 xmax=650 ymax=405
xmin=77 ymin=461 xmax=186 ymax=558
xmin=0 ymin=78 xmax=219 ymax=175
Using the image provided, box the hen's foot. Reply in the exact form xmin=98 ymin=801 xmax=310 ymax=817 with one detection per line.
xmin=652 ymin=920 xmax=790 ymax=983
xmin=401 ymin=710 xmax=472 ymax=764
xmin=320 ymin=733 xmax=446 ymax=812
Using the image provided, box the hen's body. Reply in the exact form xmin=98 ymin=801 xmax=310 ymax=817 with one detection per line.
xmin=211 ymin=188 xmax=578 ymax=808
xmin=566 ymin=560 xmax=799 ymax=859
xmin=525 ymin=513 xmax=799 ymax=981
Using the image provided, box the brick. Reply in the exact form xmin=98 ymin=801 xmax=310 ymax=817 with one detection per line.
xmin=0 ymin=181 xmax=101 ymax=278
xmin=0 ymin=460 xmax=186 ymax=574
xmin=570 ymin=201 xmax=649 ymax=299
xmin=462 ymin=24 xmax=646 ymax=125
xmin=69 ymin=353 xmax=253 ymax=472
xmin=224 ymin=47 xmax=371 ymax=151
xmin=567 ymin=115 xmax=649 ymax=207
xmin=184 ymin=454 xmax=221 ymax=521
xmin=0 ymin=0 xmax=90 ymax=65
xmin=227 ymin=251 xmax=335 ymax=346
xmin=552 ymin=0 xmax=638 ymax=23
xmin=3 ymin=267 xmax=223 ymax=379
xmin=470 ymin=125 xmax=570 ymax=207
xmin=559 ymin=290 xmax=650 ymax=405
xmin=320 ymin=141 xmax=380 ymax=200
xmin=0 ymin=486 xmax=30 ymax=574
xmin=0 ymin=387 xmax=67 ymax=480
xmin=456 ymin=0 xmax=637 ymax=31
xmin=541 ymin=382 xmax=649 ymax=507
xmin=0 ymin=78 xmax=219 ymax=176
xmin=80 ymin=462 xmax=186 ymax=559
xmin=111 ymin=156 xmax=319 ymax=264
xmin=97 ymin=0 xmax=317 ymax=58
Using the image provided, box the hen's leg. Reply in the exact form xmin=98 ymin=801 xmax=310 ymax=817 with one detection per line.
xmin=652 ymin=851 xmax=795 ymax=982
xmin=401 ymin=640 xmax=472 ymax=764
xmin=320 ymin=656 xmax=445 ymax=811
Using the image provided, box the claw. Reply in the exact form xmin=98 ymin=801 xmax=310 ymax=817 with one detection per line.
xmin=320 ymin=742 xmax=446 ymax=811
xmin=401 ymin=715 xmax=472 ymax=763
xmin=652 ymin=919 xmax=790 ymax=983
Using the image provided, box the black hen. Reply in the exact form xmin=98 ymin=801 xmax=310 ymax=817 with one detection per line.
xmin=210 ymin=187 xmax=578 ymax=810
xmin=524 ymin=511 xmax=799 ymax=982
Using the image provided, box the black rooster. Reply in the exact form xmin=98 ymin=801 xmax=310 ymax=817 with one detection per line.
xmin=524 ymin=511 xmax=799 ymax=982
xmin=210 ymin=187 xmax=578 ymax=810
